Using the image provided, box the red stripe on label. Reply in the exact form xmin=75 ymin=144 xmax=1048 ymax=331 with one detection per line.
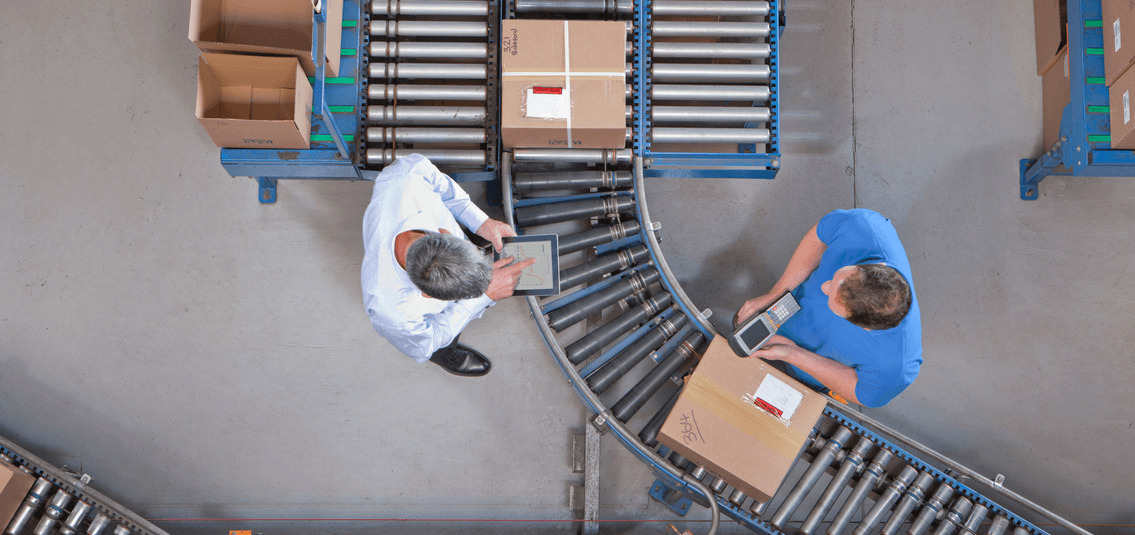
xmin=754 ymin=398 xmax=784 ymax=418
xmin=532 ymin=86 xmax=562 ymax=94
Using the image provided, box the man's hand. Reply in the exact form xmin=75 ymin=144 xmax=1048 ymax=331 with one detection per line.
xmin=735 ymin=292 xmax=780 ymax=326
xmin=476 ymin=219 xmax=516 ymax=252
xmin=751 ymin=335 xmax=799 ymax=362
xmin=485 ymin=256 xmax=538 ymax=301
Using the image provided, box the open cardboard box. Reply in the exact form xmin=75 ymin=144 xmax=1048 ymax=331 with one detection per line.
xmin=0 ymin=462 xmax=34 ymax=527
xmin=659 ymin=336 xmax=827 ymax=504
xmin=196 ymin=53 xmax=312 ymax=149
xmin=189 ymin=0 xmax=342 ymax=77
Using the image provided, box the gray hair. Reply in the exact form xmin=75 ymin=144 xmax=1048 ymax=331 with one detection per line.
xmin=405 ymin=233 xmax=492 ymax=300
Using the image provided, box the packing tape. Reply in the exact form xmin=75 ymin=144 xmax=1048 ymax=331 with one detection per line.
xmin=684 ymin=374 xmax=805 ymax=460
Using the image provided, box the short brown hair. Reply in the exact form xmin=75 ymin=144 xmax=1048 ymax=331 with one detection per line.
xmin=838 ymin=264 xmax=911 ymax=330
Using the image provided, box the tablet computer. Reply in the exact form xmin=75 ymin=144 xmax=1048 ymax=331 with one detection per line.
xmin=495 ymin=234 xmax=560 ymax=296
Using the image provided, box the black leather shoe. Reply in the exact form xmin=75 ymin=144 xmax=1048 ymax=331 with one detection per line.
xmin=429 ymin=344 xmax=492 ymax=377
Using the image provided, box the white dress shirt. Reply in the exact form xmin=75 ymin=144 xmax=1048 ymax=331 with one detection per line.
xmin=361 ymin=154 xmax=495 ymax=362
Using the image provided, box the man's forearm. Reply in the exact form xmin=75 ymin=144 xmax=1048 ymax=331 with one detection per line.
xmin=769 ymin=224 xmax=826 ymax=293
xmin=785 ymin=346 xmax=861 ymax=405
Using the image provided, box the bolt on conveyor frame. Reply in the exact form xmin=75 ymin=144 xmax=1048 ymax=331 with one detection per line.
xmin=1020 ymin=0 xmax=1135 ymax=200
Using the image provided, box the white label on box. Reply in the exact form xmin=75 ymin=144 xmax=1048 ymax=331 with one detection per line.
xmin=743 ymin=374 xmax=804 ymax=424
xmin=525 ymin=87 xmax=570 ymax=120
xmin=1124 ymin=91 xmax=1131 ymax=125
xmin=1116 ymin=19 xmax=1123 ymax=52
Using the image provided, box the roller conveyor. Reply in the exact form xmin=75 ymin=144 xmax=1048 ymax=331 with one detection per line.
xmin=501 ymin=152 xmax=1094 ymax=535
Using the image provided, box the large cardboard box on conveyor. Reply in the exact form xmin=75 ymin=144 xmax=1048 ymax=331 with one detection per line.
xmin=658 ymin=336 xmax=826 ymax=504
xmin=196 ymin=53 xmax=313 ymax=149
xmin=189 ymin=0 xmax=343 ymax=77
xmin=1103 ymin=0 xmax=1135 ymax=86
xmin=500 ymin=20 xmax=627 ymax=149
xmin=1108 ymin=58 xmax=1135 ymax=148
xmin=0 ymin=461 xmax=35 ymax=526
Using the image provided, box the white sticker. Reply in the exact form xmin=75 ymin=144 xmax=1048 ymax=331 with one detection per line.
xmin=743 ymin=374 xmax=804 ymax=424
xmin=1116 ymin=19 xmax=1123 ymax=52
xmin=1124 ymin=91 xmax=1130 ymax=125
xmin=525 ymin=87 xmax=570 ymax=120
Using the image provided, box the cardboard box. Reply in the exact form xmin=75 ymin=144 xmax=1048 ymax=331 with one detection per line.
xmin=1103 ymin=0 xmax=1135 ymax=85
xmin=659 ymin=336 xmax=826 ymax=504
xmin=0 ymin=462 xmax=35 ymax=526
xmin=501 ymin=20 xmax=627 ymax=149
xmin=1109 ymin=59 xmax=1135 ymax=148
xmin=196 ymin=53 xmax=313 ymax=149
xmin=189 ymin=0 xmax=342 ymax=77
xmin=1042 ymin=45 xmax=1070 ymax=149
xmin=1034 ymin=0 xmax=1067 ymax=75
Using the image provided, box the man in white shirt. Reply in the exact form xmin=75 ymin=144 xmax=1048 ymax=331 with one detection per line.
xmin=361 ymin=154 xmax=535 ymax=376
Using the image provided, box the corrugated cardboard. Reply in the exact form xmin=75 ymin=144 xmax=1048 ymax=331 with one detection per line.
xmin=1103 ymin=0 xmax=1135 ymax=85
xmin=1034 ymin=0 xmax=1067 ymax=75
xmin=1042 ymin=45 xmax=1070 ymax=149
xmin=501 ymin=20 xmax=627 ymax=149
xmin=1109 ymin=58 xmax=1135 ymax=148
xmin=659 ymin=336 xmax=826 ymax=504
xmin=0 ymin=463 xmax=35 ymax=526
xmin=196 ymin=53 xmax=313 ymax=149
xmin=188 ymin=0 xmax=342 ymax=77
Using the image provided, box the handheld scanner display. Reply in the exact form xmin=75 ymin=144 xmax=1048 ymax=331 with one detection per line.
xmin=729 ymin=291 xmax=801 ymax=356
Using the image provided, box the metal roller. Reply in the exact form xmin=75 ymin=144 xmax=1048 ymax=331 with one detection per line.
xmin=587 ymin=313 xmax=689 ymax=394
xmin=1010 ymin=528 xmax=1029 ymax=535
xmin=545 ymin=268 xmax=659 ymax=332
xmin=372 ymin=0 xmax=490 ymax=17
xmin=513 ymin=195 xmax=635 ymax=228
xmin=653 ymin=0 xmax=770 ymax=16
xmin=799 ymin=438 xmax=876 ymax=535
xmin=653 ymin=42 xmax=771 ymax=60
xmin=367 ymin=127 xmax=487 ymax=145
xmin=853 ymin=465 xmax=919 ymax=535
xmin=879 ymin=470 xmax=937 ymax=535
xmin=368 ymin=84 xmax=487 ymax=102
xmin=611 ymin=331 xmax=704 ymax=421
xmin=729 ymin=489 xmax=747 ymax=507
xmin=652 ymin=106 xmax=771 ymax=124
xmin=60 ymin=501 xmax=92 ymax=535
xmin=515 ymin=0 xmax=633 ymax=15
xmin=369 ymin=20 xmax=488 ymax=38
xmin=513 ymin=170 xmax=633 ymax=193
xmin=559 ymin=244 xmax=650 ymax=289
xmin=639 ymin=387 xmax=683 ymax=447
xmin=751 ymin=500 xmax=770 ymax=517
xmin=827 ymin=448 xmax=894 ymax=535
xmin=653 ymin=21 xmax=771 ymax=38
xmin=709 ymin=477 xmax=729 ymax=494
xmin=652 ymin=63 xmax=771 ymax=83
xmin=365 ymin=148 xmax=487 ymax=167
xmin=512 ymin=148 xmax=634 ymax=165
xmin=934 ymin=498 xmax=974 ymax=535
xmin=669 ymin=451 xmax=691 ymax=470
xmin=960 ymin=504 xmax=990 ymax=535
xmin=908 ymin=483 xmax=957 ymax=535
xmin=564 ymin=291 xmax=671 ymax=364
xmin=366 ymin=106 xmax=486 ymax=125
xmin=33 ymin=488 xmax=72 ymax=535
xmin=689 ymin=465 xmax=708 ymax=482
xmin=369 ymin=41 xmax=488 ymax=59
xmin=6 ymin=477 xmax=53 ymax=535
xmin=557 ymin=219 xmax=641 ymax=256
xmin=770 ymin=426 xmax=856 ymax=529
xmin=86 ymin=514 xmax=113 ymax=535
xmin=986 ymin=515 xmax=1011 ymax=535
xmin=112 ymin=526 xmax=131 ymax=535
xmin=652 ymin=84 xmax=770 ymax=102
xmin=369 ymin=63 xmax=487 ymax=80
xmin=652 ymin=128 xmax=771 ymax=144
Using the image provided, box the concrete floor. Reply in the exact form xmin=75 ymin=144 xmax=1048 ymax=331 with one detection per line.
xmin=2 ymin=1 xmax=1133 ymax=534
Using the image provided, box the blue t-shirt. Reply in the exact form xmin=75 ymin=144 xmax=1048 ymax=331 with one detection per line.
xmin=777 ymin=209 xmax=922 ymax=407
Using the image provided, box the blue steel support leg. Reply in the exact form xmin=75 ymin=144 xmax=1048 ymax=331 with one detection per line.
xmin=650 ymin=478 xmax=693 ymax=516
xmin=258 ymin=177 xmax=278 ymax=204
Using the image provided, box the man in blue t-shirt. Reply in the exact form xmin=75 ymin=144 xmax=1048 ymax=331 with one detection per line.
xmin=735 ymin=209 xmax=921 ymax=407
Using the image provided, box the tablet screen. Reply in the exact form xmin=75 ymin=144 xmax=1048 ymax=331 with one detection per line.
xmin=497 ymin=234 xmax=560 ymax=296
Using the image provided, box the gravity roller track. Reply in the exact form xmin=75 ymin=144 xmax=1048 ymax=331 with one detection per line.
xmin=362 ymin=0 xmax=499 ymax=172
xmin=0 ymin=432 xmax=169 ymax=535
xmin=501 ymin=152 xmax=1091 ymax=535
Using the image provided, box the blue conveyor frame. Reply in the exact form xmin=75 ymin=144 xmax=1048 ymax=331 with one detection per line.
xmin=1021 ymin=0 xmax=1135 ymax=199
